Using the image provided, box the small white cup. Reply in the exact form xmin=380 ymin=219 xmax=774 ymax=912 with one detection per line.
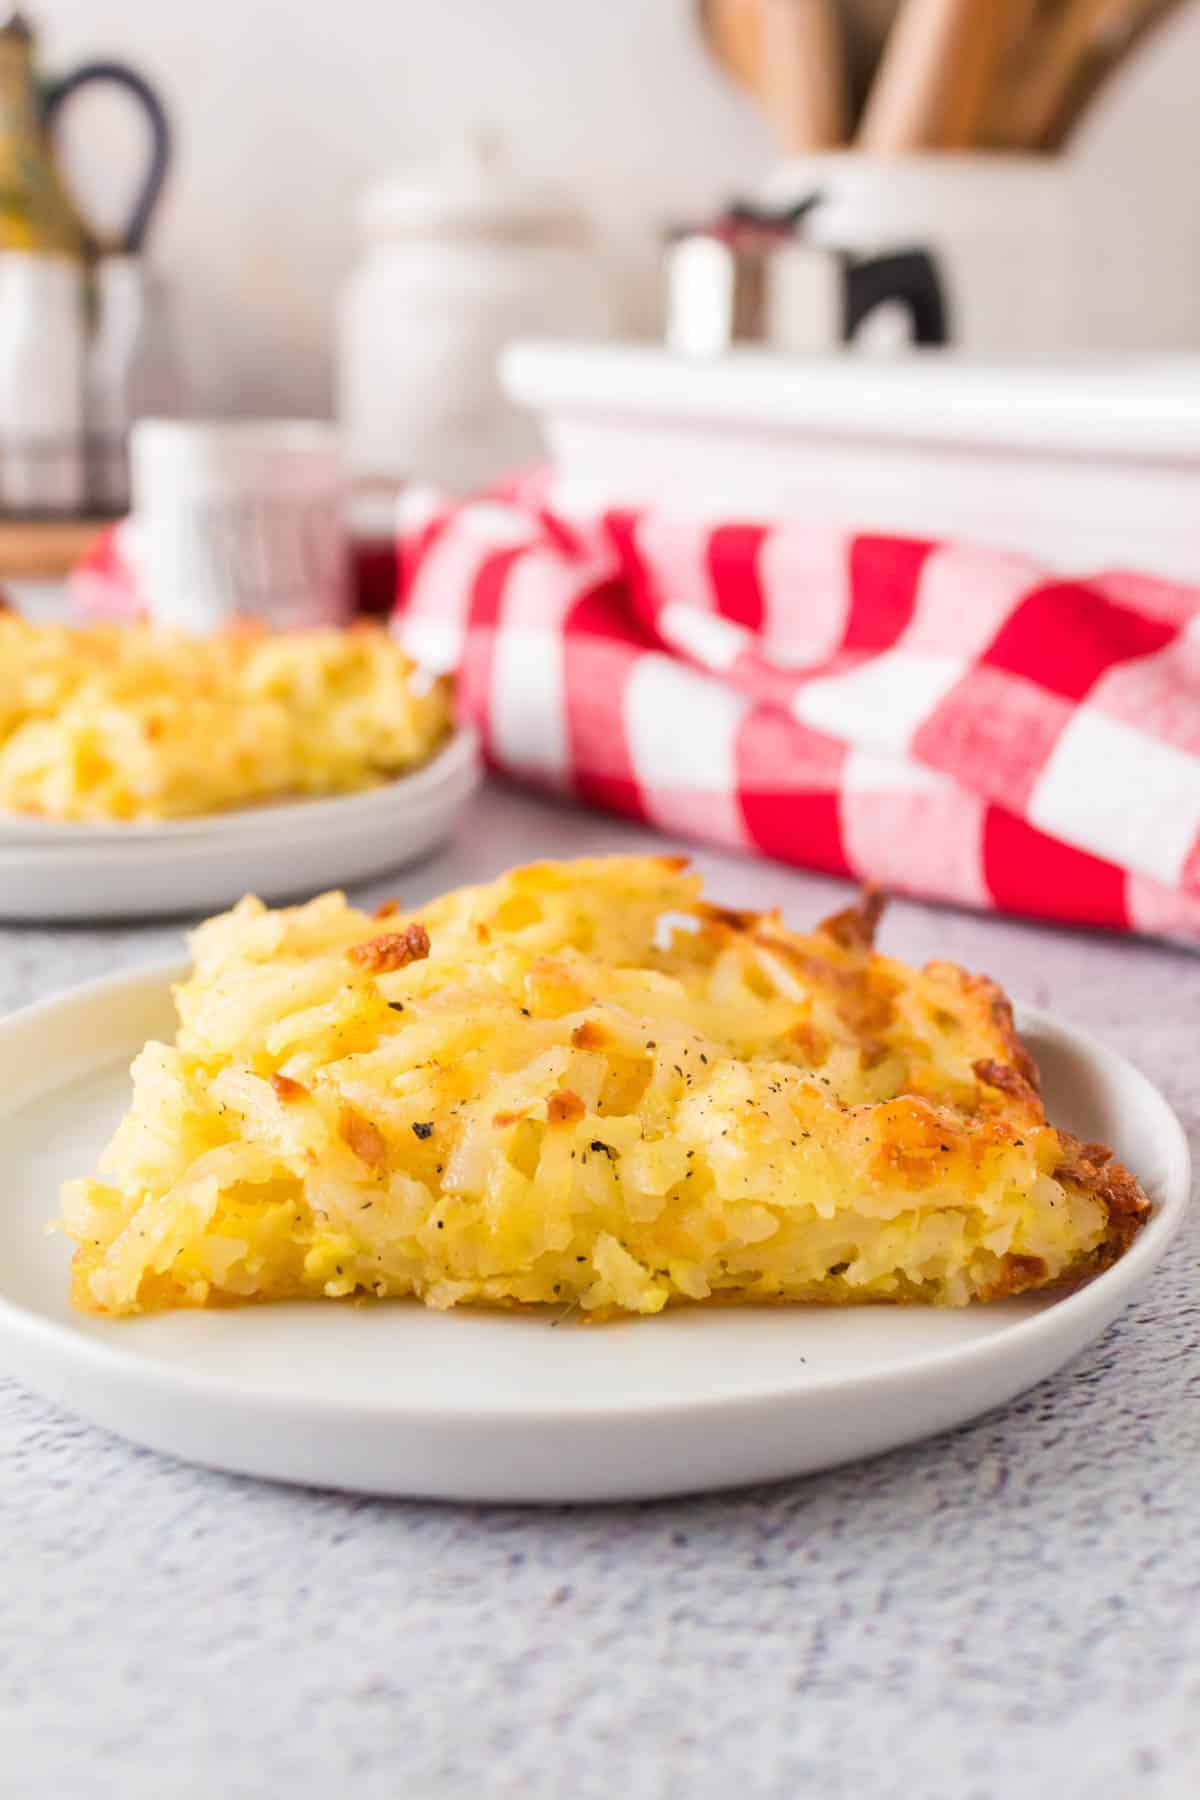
xmin=129 ymin=418 xmax=350 ymax=631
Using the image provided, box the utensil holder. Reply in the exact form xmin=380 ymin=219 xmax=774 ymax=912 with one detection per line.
xmin=757 ymin=149 xmax=1199 ymax=352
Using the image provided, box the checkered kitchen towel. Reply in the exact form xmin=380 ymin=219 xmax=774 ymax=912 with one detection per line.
xmin=395 ymin=477 xmax=1200 ymax=944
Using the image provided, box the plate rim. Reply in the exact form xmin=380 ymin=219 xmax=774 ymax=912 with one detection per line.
xmin=0 ymin=960 xmax=1189 ymax=1428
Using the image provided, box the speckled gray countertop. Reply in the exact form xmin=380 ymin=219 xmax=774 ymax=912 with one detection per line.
xmin=2 ymin=781 xmax=1197 ymax=1800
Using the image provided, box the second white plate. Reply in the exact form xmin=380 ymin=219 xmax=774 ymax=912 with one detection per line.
xmin=0 ymin=962 xmax=1189 ymax=1502
xmin=0 ymin=726 xmax=480 ymax=921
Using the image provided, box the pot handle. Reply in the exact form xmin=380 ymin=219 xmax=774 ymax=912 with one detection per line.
xmin=43 ymin=62 xmax=172 ymax=255
xmin=844 ymin=249 xmax=949 ymax=347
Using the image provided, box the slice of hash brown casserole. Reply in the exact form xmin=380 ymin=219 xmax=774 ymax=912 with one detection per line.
xmin=0 ymin=615 xmax=451 ymax=822
xmin=60 ymin=856 xmax=1149 ymax=1317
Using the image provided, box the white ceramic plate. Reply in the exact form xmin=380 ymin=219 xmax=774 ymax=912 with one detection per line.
xmin=0 ymin=964 xmax=1188 ymax=1504
xmin=0 ymin=727 xmax=480 ymax=921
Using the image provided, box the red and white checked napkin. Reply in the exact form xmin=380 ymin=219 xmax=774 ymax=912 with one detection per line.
xmin=394 ymin=476 xmax=1200 ymax=944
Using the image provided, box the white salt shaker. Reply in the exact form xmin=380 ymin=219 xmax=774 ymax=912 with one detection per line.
xmin=87 ymin=256 xmax=184 ymax=514
xmin=0 ymin=250 xmax=85 ymax=513
xmin=337 ymin=131 xmax=611 ymax=495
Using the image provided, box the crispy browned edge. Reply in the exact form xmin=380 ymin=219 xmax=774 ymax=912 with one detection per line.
xmin=965 ymin=969 xmax=1149 ymax=1291
xmin=347 ymin=923 xmax=431 ymax=972
xmin=702 ymin=880 xmax=1151 ymax=1297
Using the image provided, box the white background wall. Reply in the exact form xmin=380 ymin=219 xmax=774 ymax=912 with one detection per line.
xmin=35 ymin=0 xmax=1200 ymax=417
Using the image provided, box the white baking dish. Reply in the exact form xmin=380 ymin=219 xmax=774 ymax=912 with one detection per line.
xmin=502 ymin=340 xmax=1200 ymax=580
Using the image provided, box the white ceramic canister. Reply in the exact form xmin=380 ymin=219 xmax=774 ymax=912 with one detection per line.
xmin=129 ymin=419 xmax=349 ymax=632
xmin=0 ymin=250 xmax=85 ymax=513
xmin=337 ymin=133 xmax=611 ymax=495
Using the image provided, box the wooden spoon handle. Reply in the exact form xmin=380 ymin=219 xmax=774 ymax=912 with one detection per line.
xmin=761 ymin=0 xmax=849 ymax=150
xmin=858 ymin=0 xmax=1014 ymax=151
xmin=1002 ymin=0 xmax=1125 ymax=148
xmin=1038 ymin=0 xmax=1191 ymax=149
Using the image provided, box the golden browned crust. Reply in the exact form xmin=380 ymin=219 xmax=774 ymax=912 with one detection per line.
xmin=337 ymin=1105 xmax=387 ymax=1169
xmin=1055 ymin=1131 xmax=1152 ymax=1258
xmin=698 ymin=901 xmax=764 ymax=933
xmin=348 ymin=923 xmax=431 ymax=972
xmin=270 ymin=1073 xmax=308 ymax=1104
xmin=973 ymin=1057 xmax=1040 ymax=1111
xmin=784 ymin=1019 xmax=830 ymax=1064
xmin=571 ymin=1020 xmax=611 ymax=1050
xmin=983 ymin=982 xmax=1042 ymax=1093
xmin=977 ymin=1251 xmax=1051 ymax=1302
xmin=818 ymin=886 xmax=887 ymax=952
xmin=816 ymin=892 xmax=1151 ymax=1284
xmin=974 ymin=1133 xmax=1151 ymax=1300
xmin=927 ymin=961 xmax=1042 ymax=1093
xmin=547 ymin=1089 xmax=586 ymax=1126
xmin=758 ymin=895 xmax=900 ymax=1048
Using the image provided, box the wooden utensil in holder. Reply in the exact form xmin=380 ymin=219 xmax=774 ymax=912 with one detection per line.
xmin=695 ymin=0 xmax=1194 ymax=153
xmin=857 ymin=0 xmax=1013 ymax=150
xmin=761 ymin=0 xmax=849 ymax=149
xmin=996 ymin=0 xmax=1191 ymax=151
